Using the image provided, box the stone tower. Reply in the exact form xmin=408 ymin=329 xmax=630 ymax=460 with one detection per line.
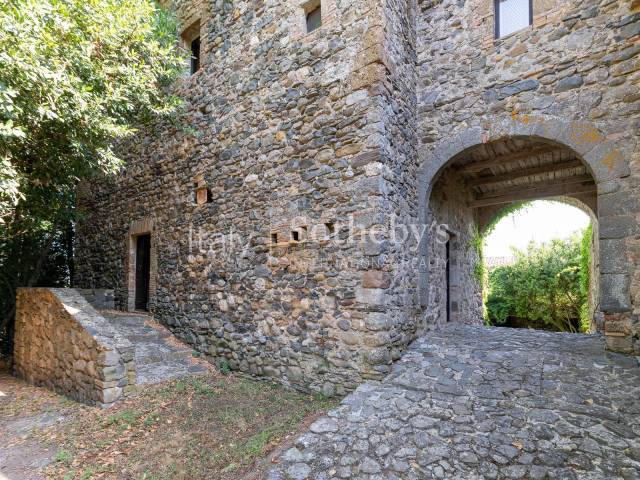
xmin=76 ymin=0 xmax=640 ymax=394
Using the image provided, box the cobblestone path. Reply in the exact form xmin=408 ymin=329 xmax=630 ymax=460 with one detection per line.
xmin=268 ymin=325 xmax=640 ymax=480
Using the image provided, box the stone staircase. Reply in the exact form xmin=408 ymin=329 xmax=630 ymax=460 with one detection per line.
xmin=101 ymin=311 xmax=208 ymax=385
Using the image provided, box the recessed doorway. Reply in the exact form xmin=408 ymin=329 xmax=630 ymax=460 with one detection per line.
xmin=135 ymin=234 xmax=151 ymax=311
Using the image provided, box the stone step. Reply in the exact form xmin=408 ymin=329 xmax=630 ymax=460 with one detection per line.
xmin=115 ymin=325 xmax=171 ymax=341
xmin=134 ymin=340 xmax=194 ymax=365
xmin=102 ymin=313 xmax=169 ymax=334
xmin=135 ymin=360 xmax=208 ymax=385
xmin=98 ymin=310 xmax=209 ymax=386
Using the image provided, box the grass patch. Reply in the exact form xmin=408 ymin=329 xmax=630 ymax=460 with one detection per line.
xmin=105 ymin=409 xmax=142 ymax=427
xmin=191 ymin=378 xmax=216 ymax=397
xmin=242 ymin=427 xmax=278 ymax=457
xmin=43 ymin=373 xmax=338 ymax=479
xmin=53 ymin=449 xmax=72 ymax=465
xmin=218 ymin=359 xmax=231 ymax=375
xmin=78 ymin=467 xmax=96 ymax=480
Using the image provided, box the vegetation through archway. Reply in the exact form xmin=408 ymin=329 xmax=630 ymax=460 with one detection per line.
xmin=481 ymin=201 xmax=594 ymax=333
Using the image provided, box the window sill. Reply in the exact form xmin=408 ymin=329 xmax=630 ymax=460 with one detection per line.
xmin=494 ymin=24 xmax=534 ymax=44
xmin=299 ymin=25 xmax=325 ymax=42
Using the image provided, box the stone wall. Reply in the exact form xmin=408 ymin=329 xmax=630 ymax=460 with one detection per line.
xmin=14 ymin=289 xmax=135 ymax=407
xmin=74 ymin=0 xmax=640 ymax=399
xmin=416 ymin=0 xmax=640 ymax=353
xmin=375 ymin=0 xmax=422 ymax=365
xmin=75 ymin=0 xmax=423 ymax=395
xmin=423 ymin=168 xmax=483 ymax=330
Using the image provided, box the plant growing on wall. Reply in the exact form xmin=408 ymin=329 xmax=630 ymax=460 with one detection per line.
xmin=469 ymin=227 xmax=485 ymax=284
xmin=579 ymin=223 xmax=593 ymax=331
xmin=0 ymin=0 xmax=186 ymax=353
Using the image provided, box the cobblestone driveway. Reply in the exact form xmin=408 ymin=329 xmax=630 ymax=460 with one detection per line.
xmin=268 ymin=325 xmax=640 ymax=480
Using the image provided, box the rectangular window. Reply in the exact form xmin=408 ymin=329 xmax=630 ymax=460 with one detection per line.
xmin=182 ymin=20 xmax=201 ymax=75
xmin=190 ymin=37 xmax=201 ymax=74
xmin=495 ymin=0 xmax=532 ymax=38
xmin=306 ymin=5 xmax=322 ymax=33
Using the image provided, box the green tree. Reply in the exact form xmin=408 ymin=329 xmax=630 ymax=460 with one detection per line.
xmin=0 ymin=0 xmax=185 ymax=352
xmin=486 ymin=231 xmax=590 ymax=333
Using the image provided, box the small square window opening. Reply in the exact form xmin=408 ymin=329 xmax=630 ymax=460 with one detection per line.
xmin=306 ymin=5 xmax=322 ymax=33
xmin=271 ymin=233 xmax=278 ymax=244
xmin=292 ymin=231 xmax=300 ymax=242
xmin=495 ymin=0 xmax=532 ymax=38
xmin=324 ymin=222 xmax=335 ymax=238
xmin=194 ymin=186 xmax=212 ymax=205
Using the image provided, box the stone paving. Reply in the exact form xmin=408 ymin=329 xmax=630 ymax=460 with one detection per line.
xmin=268 ymin=325 xmax=640 ymax=480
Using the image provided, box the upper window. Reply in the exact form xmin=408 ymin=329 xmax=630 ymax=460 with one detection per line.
xmin=181 ymin=20 xmax=201 ymax=75
xmin=306 ymin=4 xmax=322 ymax=33
xmin=495 ymin=0 xmax=532 ymax=38
xmin=190 ymin=37 xmax=201 ymax=74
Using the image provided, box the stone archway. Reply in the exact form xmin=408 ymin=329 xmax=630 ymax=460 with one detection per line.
xmin=416 ymin=115 xmax=635 ymax=353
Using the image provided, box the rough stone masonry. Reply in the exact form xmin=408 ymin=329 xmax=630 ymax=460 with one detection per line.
xmin=74 ymin=0 xmax=640 ymax=394
xmin=13 ymin=289 xmax=136 ymax=407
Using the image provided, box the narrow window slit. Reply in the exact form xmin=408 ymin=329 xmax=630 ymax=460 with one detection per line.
xmin=306 ymin=5 xmax=322 ymax=33
xmin=190 ymin=37 xmax=201 ymax=74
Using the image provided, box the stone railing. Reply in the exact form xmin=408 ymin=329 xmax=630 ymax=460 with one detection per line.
xmin=14 ymin=288 xmax=135 ymax=408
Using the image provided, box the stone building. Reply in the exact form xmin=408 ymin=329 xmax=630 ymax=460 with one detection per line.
xmin=75 ymin=0 xmax=640 ymax=394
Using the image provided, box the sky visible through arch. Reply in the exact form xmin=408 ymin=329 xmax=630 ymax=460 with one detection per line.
xmin=484 ymin=200 xmax=591 ymax=258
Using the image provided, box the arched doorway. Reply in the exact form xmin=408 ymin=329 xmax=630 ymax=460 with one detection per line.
xmin=416 ymin=117 xmax=633 ymax=352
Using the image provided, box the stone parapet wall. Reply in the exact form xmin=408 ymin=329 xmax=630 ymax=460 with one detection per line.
xmin=14 ymin=288 xmax=135 ymax=407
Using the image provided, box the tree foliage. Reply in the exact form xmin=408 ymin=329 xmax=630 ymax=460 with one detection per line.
xmin=0 ymin=0 xmax=185 ymax=353
xmin=486 ymin=230 xmax=591 ymax=333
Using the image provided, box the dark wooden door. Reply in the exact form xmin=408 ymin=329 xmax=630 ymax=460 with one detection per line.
xmin=135 ymin=234 xmax=151 ymax=311
xmin=445 ymin=239 xmax=451 ymax=323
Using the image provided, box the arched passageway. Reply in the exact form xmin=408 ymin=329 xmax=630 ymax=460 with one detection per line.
xmin=416 ymin=118 xmax=633 ymax=352
xmin=421 ymin=135 xmax=599 ymax=331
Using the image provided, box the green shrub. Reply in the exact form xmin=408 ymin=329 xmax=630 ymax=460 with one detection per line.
xmin=486 ymin=229 xmax=590 ymax=333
